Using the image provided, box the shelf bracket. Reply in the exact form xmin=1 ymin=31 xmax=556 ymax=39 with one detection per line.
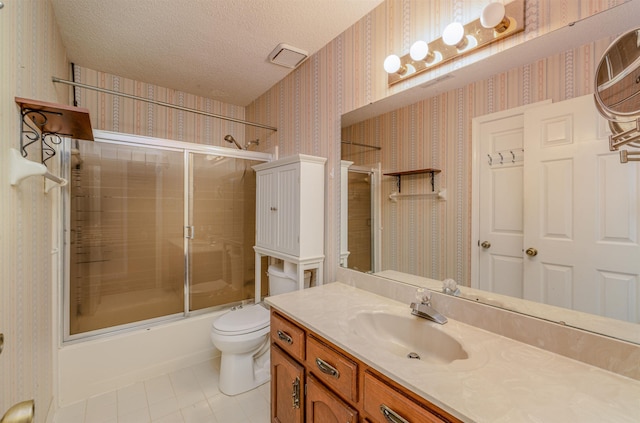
xmin=15 ymin=96 xmax=94 ymax=167
xmin=20 ymin=107 xmax=68 ymax=165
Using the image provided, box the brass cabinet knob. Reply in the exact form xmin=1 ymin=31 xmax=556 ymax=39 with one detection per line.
xmin=480 ymin=241 xmax=491 ymax=249
xmin=525 ymin=247 xmax=538 ymax=257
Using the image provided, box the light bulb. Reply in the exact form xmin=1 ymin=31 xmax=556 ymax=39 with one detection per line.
xmin=409 ymin=40 xmax=434 ymax=63
xmin=383 ymin=54 xmax=404 ymax=74
xmin=481 ymin=2 xmax=510 ymax=32
xmin=442 ymin=22 xmax=467 ymax=49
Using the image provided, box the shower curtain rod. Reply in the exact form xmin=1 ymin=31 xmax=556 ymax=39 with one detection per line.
xmin=52 ymin=77 xmax=278 ymax=132
xmin=341 ymin=140 xmax=381 ymax=150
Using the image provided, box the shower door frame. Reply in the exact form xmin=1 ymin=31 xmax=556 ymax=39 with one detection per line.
xmin=60 ymin=130 xmax=272 ymax=343
xmin=346 ymin=164 xmax=381 ymax=273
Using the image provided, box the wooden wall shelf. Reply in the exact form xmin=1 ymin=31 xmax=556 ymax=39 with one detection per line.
xmin=16 ymin=97 xmax=94 ymax=141
xmin=384 ymin=168 xmax=441 ymax=192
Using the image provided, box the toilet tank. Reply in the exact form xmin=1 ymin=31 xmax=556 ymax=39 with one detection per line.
xmin=268 ymin=262 xmax=311 ymax=295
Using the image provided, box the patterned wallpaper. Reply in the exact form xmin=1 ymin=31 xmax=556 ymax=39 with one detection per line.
xmin=246 ymin=0 xmax=626 ymax=284
xmin=72 ymin=68 xmax=248 ymax=146
xmin=342 ymin=36 xmax=614 ymax=284
xmin=0 ymin=0 xmax=626 ymax=420
xmin=1 ymin=0 xmax=68 ymax=419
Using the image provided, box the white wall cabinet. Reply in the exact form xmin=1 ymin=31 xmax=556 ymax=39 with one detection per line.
xmin=253 ymin=154 xmax=327 ymax=297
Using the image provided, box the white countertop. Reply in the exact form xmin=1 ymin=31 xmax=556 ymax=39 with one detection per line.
xmin=265 ymin=282 xmax=640 ymax=423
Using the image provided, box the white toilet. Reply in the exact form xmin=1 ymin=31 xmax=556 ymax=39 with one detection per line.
xmin=210 ymin=262 xmax=311 ymax=395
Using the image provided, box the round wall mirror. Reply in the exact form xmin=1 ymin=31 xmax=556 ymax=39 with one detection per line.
xmin=595 ymin=28 xmax=640 ymax=120
xmin=594 ymin=28 xmax=640 ymax=151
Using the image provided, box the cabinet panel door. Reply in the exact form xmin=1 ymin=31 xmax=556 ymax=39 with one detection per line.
xmin=272 ymin=345 xmax=304 ymax=423
xmin=276 ymin=163 xmax=300 ymax=255
xmin=306 ymin=375 xmax=358 ymax=423
xmin=256 ymin=169 xmax=277 ymax=249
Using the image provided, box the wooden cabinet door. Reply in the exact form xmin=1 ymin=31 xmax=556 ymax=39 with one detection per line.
xmin=272 ymin=345 xmax=304 ymax=423
xmin=306 ymin=375 xmax=358 ymax=423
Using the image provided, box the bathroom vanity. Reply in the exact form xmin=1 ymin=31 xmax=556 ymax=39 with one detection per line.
xmin=266 ymin=282 xmax=640 ymax=422
xmin=270 ymin=309 xmax=459 ymax=422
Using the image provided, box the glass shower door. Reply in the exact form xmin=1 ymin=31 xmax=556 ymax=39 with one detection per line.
xmin=188 ymin=153 xmax=259 ymax=311
xmin=68 ymin=140 xmax=185 ymax=336
xmin=347 ymin=169 xmax=374 ymax=273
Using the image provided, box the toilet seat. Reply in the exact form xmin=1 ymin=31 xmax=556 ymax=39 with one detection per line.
xmin=212 ymin=304 xmax=270 ymax=334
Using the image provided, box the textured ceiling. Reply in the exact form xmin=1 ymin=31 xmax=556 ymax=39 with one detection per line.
xmin=51 ymin=0 xmax=384 ymax=106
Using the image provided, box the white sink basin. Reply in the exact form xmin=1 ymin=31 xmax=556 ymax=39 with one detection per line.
xmin=349 ymin=311 xmax=469 ymax=365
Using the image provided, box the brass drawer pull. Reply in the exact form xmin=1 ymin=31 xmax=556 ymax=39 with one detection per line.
xmin=315 ymin=357 xmax=340 ymax=378
xmin=292 ymin=377 xmax=300 ymax=409
xmin=277 ymin=330 xmax=293 ymax=345
xmin=380 ymin=404 xmax=410 ymax=423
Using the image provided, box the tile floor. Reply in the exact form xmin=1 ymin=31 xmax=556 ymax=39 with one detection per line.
xmin=53 ymin=359 xmax=270 ymax=423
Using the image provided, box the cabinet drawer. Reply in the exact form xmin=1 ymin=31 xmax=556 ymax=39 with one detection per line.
xmin=271 ymin=312 xmax=305 ymax=361
xmin=363 ymin=372 xmax=448 ymax=423
xmin=306 ymin=335 xmax=358 ymax=403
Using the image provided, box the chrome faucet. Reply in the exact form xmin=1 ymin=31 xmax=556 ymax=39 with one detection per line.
xmin=410 ymin=288 xmax=447 ymax=324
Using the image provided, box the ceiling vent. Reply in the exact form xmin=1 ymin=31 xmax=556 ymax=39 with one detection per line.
xmin=268 ymin=43 xmax=308 ymax=69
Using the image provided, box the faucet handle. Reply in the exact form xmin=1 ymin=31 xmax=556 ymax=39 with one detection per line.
xmin=415 ymin=288 xmax=431 ymax=304
xmin=442 ymin=278 xmax=460 ymax=296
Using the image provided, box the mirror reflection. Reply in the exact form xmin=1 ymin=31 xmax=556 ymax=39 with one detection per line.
xmin=341 ymin=7 xmax=640 ymax=344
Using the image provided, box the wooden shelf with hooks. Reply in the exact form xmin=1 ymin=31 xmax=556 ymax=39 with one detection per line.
xmin=384 ymin=168 xmax=441 ymax=192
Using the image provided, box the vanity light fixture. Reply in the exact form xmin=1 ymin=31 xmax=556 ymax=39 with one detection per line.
xmin=442 ymin=22 xmax=468 ymax=50
xmin=383 ymin=54 xmax=406 ymax=75
xmin=409 ymin=40 xmax=434 ymax=63
xmin=480 ymin=2 xmax=511 ymax=33
xmin=384 ymin=0 xmax=524 ymax=86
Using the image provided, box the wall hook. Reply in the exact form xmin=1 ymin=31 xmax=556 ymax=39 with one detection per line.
xmin=8 ymin=148 xmax=67 ymax=193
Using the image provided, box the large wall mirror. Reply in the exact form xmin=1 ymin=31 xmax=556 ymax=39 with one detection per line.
xmin=340 ymin=2 xmax=640 ymax=345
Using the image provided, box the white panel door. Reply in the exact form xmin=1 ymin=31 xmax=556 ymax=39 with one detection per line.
xmin=256 ymin=168 xmax=277 ymax=249
xmin=275 ymin=163 xmax=299 ymax=255
xmin=477 ymin=115 xmax=526 ymax=297
xmin=523 ymin=95 xmax=640 ymax=322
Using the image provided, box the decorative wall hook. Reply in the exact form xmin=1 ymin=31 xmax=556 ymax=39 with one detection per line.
xmin=8 ymin=148 xmax=67 ymax=193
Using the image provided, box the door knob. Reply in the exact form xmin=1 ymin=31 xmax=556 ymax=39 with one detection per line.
xmin=525 ymin=247 xmax=538 ymax=257
xmin=1 ymin=400 xmax=34 ymax=423
xmin=480 ymin=241 xmax=491 ymax=249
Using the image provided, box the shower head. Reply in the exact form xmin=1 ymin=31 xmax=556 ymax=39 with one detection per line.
xmin=224 ymin=135 xmax=243 ymax=150
xmin=244 ymin=139 xmax=260 ymax=149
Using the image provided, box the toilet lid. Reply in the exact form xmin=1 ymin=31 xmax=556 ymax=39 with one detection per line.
xmin=213 ymin=305 xmax=270 ymax=333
